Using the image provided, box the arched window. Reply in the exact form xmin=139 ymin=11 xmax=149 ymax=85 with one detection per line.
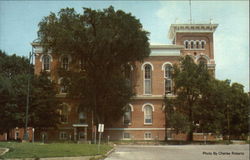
xmin=79 ymin=58 xmax=85 ymax=71
xmin=184 ymin=41 xmax=189 ymax=49
xmin=124 ymin=65 xmax=133 ymax=87
xmin=144 ymin=105 xmax=153 ymax=124
xmin=42 ymin=55 xmax=50 ymax=71
xmin=190 ymin=41 xmax=194 ymax=49
xmin=144 ymin=64 xmax=152 ymax=94
xmin=124 ymin=105 xmax=132 ymax=125
xmin=165 ymin=64 xmax=173 ymax=94
xmin=201 ymin=41 xmax=205 ymax=49
xmin=60 ymin=104 xmax=69 ymax=123
xmin=62 ymin=56 xmax=69 ymax=70
xmin=198 ymin=57 xmax=207 ymax=65
xmin=59 ymin=78 xmax=69 ymax=93
xmin=79 ymin=112 xmax=86 ymax=124
xmin=196 ymin=41 xmax=200 ymax=49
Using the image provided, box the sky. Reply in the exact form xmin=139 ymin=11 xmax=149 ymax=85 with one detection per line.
xmin=0 ymin=1 xmax=249 ymax=91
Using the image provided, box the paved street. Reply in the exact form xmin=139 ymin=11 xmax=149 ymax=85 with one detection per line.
xmin=105 ymin=144 xmax=249 ymax=160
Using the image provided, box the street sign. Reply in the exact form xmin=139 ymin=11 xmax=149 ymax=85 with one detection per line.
xmin=98 ymin=124 xmax=104 ymax=132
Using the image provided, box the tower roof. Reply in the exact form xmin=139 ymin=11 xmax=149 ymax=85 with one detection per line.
xmin=168 ymin=23 xmax=218 ymax=40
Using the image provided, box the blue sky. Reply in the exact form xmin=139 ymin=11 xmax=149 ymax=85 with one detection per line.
xmin=0 ymin=1 xmax=249 ymax=91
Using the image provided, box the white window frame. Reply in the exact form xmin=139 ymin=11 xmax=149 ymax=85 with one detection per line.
xmin=123 ymin=132 xmax=131 ymax=140
xmin=184 ymin=40 xmax=189 ymax=49
xmin=144 ymin=132 xmax=152 ymax=140
xmin=60 ymin=103 xmax=70 ymax=124
xmin=164 ymin=63 xmax=173 ymax=95
xmin=194 ymin=40 xmax=199 ymax=49
xmin=59 ymin=54 xmax=72 ymax=70
xmin=58 ymin=77 xmax=68 ymax=94
xmin=142 ymin=104 xmax=154 ymax=125
xmin=190 ymin=40 xmax=194 ymax=49
xmin=15 ymin=131 xmax=19 ymax=140
xmin=123 ymin=104 xmax=133 ymax=125
xmin=142 ymin=63 xmax=153 ymax=95
xmin=59 ymin=131 xmax=68 ymax=140
xmin=40 ymin=54 xmax=53 ymax=72
xmin=201 ymin=40 xmax=206 ymax=49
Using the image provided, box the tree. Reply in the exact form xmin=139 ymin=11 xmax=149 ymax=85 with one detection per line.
xmin=172 ymin=55 xmax=211 ymax=141
xmin=164 ymin=96 xmax=189 ymax=140
xmin=197 ymin=79 xmax=231 ymax=135
xmin=228 ymin=83 xmax=249 ymax=139
xmin=38 ymin=6 xmax=150 ymax=124
xmin=198 ymin=79 xmax=249 ymax=140
xmin=0 ymin=51 xmax=60 ymax=135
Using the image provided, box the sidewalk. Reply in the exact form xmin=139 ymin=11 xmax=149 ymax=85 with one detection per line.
xmin=3 ymin=156 xmax=92 ymax=160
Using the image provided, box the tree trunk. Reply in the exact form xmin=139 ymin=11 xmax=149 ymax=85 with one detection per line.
xmin=187 ymin=104 xmax=193 ymax=142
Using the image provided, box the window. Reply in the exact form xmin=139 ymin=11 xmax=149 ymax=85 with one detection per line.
xmin=144 ymin=64 xmax=152 ymax=94
xmin=79 ymin=58 xmax=85 ymax=71
xmin=201 ymin=41 xmax=205 ymax=49
xmin=196 ymin=41 xmax=200 ymax=49
xmin=62 ymin=56 xmax=69 ymax=70
xmin=59 ymin=132 xmax=68 ymax=140
xmin=60 ymin=104 xmax=69 ymax=123
xmin=144 ymin=105 xmax=153 ymax=124
xmin=123 ymin=133 xmax=131 ymax=139
xmin=79 ymin=112 xmax=86 ymax=124
xmin=144 ymin=132 xmax=152 ymax=140
xmin=165 ymin=64 xmax=173 ymax=94
xmin=59 ymin=78 xmax=68 ymax=93
xmin=125 ymin=65 xmax=132 ymax=87
xmin=124 ymin=105 xmax=132 ymax=125
xmin=42 ymin=55 xmax=50 ymax=71
xmin=198 ymin=57 xmax=207 ymax=65
xmin=15 ymin=132 xmax=19 ymax=140
xmin=190 ymin=41 xmax=194 ymax=49
xmin=184 ymin=41 xmax=189 ymax=49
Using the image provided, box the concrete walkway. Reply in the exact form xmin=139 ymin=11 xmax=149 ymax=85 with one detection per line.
xmin=0 ymin=148 xmax=9 ymax=156
xmin=3 ymin=156 xmax=92 ymax=160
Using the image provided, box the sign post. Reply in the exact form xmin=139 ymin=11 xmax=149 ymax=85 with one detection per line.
xmin=97 ymin=124 xmax=104 ymax=154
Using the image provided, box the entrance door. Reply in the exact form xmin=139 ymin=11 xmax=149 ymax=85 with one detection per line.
xmin=78 ymin=131 xmax=85 ymax=140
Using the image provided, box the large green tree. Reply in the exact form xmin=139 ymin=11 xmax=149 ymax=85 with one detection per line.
xmin=198 ymin=80 xmax=249 ymax=139
xmin=172 ymin=55 xmax=211 ymax=141
xmin=0 ymin=50 xmax=60 ymax=135
xmin=38 ymin=6 xmax=150 ymax=124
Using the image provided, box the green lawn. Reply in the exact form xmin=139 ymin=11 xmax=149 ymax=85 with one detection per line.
xmin=0 ymin=142 xmax=112 ymax=159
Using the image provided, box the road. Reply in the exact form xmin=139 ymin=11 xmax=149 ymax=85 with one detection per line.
xmin=105 ymin=144 xmax=249 ymax=160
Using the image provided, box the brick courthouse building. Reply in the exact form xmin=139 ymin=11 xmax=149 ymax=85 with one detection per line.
xmin=30 ymin=23 xmax=218 ymax=142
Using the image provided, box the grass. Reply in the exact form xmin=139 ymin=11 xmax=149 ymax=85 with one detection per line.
xmin=0 ymin=142 xmax=113 ymax=159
